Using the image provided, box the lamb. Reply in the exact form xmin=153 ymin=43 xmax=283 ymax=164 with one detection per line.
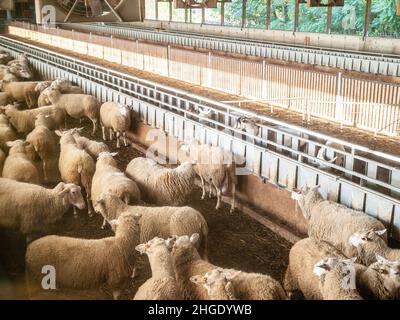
xmin=0 ymin=178 xmax=85 ymax=236
xmin=0 ymin=113 xmax=16 ymax=149
xmin=190 ymin=269 xmax=240 ymax=300
xmin=91 ymin=152 xmax=140 ymax=229
xmin=134 ymin=237 xmax=182 ymax=300
xmin=100 ymin=102 xmax=131 ymax=148
xmin=1 ymin=103 xmax=66 ymax=133
xmin=180 ymin=139 xmax=237 ymax=212
xmin=356 ymin=254 xmax=400 ymax=300
xmin=0 ymin=81 xmax=44 ymax=108
xmin=94 ymin=194 xmax=208 ymax=258
xmin=125 ymin=157 xmax=195 ymax=206
xmin=291 ymin=185 xmax=387 ymax=257
xmin=25 ymin=212 xmax=142 ymax=300
xmin=0 ymin=147 xmax=5 ymax=175
xmin=349 ymin=229 xmax=399 ymax=265
xmin=46 ymin=88 xmax=100 ymax=135
xmin=56 ymin=129 xmax=96 ymax=217
xmin=2 ymin=140 xmax=40 ymax=184
xmin=234 ymin=116 xmax=259 ymax=137
xmin=26 ymin=115 xmax=60 ymax=181
xmin=313 ymin=257 xmax=363 ymax=300
xmin=72 ymin=130 xmax=109 ymax=159
xmin=313 ymin=141 xmax=346 ymax=170
xmin=170 ymin=234 xmax=286 ymax=300
xmin=50 ymin=78 xmax=84 ymax=94
xmin=284 ymin=237 xmax=353 ymax=299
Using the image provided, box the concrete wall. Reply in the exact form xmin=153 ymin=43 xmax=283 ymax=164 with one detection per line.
xmin=134 ymin=20 xmax=400 ymax=56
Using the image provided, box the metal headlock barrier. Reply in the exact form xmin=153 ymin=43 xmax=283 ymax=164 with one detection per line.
xmin=1 ymin=35 xmax=400 ymax=241
xmin=58 ymin=22 xmax=400 ymax=77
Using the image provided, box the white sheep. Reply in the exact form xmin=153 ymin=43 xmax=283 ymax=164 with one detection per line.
xmin=313 ymin=257 xmax=363 ymax=300
xmin=0 ymin=178 xmax=85 ymax=236
xmin=349 ymin=229 xmax=399 ymax=265
xmin=25 ymin=212 xmax=142 ymax=300
xmin=72 ymin=130 xmax=109 ymax=159
xmin=125 ymin=157 xmax=195 ymax=206
xmin=91 ymin=152 xmax=141 ymax=229
xmin=234 ymin=116 xmax=259 ymax=137
xmin=134 ymin=237 xmax=183 ymax=300
xmin=1 ymin=103 xmax=66 ymax=133
xmin=100 ymin=102 xmax=131 ymax=148
xmin=35 ymin=82 xmax=52 ymax=107
xmin=170 ymin=234 xmax=287 ymax=300
xmin=56 ymin=129 xmax=96 ymax=217
xmin=190 ymin=269 xmax=240 ymax=300
xmin=181 ymin=139 xmax=237 ymax=212
xmin=0 ymin=81 xmax=43 ymax=109
xmin=0 ymin=113 xmax=16 ymax=149
xmin=2 ymin=140 xmax=40 ymax=184
xmin=50 ymin=78 xmax=84 ymax=94
xmin=94 ymin=194 xmax=208 ymax=259
xmin=292 ymin=185 xmax=387 ymax=257
xmin=313 ymin=141 xmax=346 ymax=170
xmin=26 ymin=115 xmax=60 ymax=181
xmin=46 ymin=88 xmax=100 ymax=135
xmin=356 ymin=254 xmax=400 ymax=300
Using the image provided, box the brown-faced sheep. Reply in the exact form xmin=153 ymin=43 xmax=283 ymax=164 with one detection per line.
xmin=0 ymin=113 xmax=16 ymax=149
xmin=1 ymin=103 xmax=66 ymax=133
xmin=0 ymin=81 xmax=44 ymax=108
xmin=25 ymin=212 xmax=142 ymax=300
xmin=26 ymin=115 xmax=60 ymax=181
xmin=91 ymin=152 xmax=140 ymax=229
xmin=72 ymin=130 xmax=109 ymax=159
xmin=292 ymin=185 xmax=387 ymax=257
xmin=46 ymin=88 xmax=100 ymax=135
xmin=2 ymin=140 xmax=40 ymax=184
xmin=134 ymin=237 xmax=182 ymax=300
xmin=0 ymin=178 xmax=85 ymax=236
xmin=56 ymin=129 xmax=96 ymax=217
xmin=94 ymin=194 xmax=208 ymax=259
xmin=100 ymin=102 xmax=131 ymax=148
xmin=170 ymin=234 xmax=286 ymax=300
xmin=125 ymin=157 xmax=195 ymax=206
xmin=181 ymin=139 xmax=237 ymax=212
xmin=349 ymin=229 xmax=399 ymax=265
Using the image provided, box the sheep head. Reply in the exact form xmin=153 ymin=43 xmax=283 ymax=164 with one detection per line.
xmin=34 ymin=81 xmax=50 ymax=93
xmin=45 ymin=88 xmax=61 ymax=103
xmin=135 ymin=237 xmax=168 ymax=256
xmin=370 ymin=255 xmax=400 ymax=288
xmin=110 ymin=212 xmax=142 ymax=235
xmin=50 ymin=78 xmax=71 ymax=91
xmin=292 ymin=185 xmax=321 ymax=220
xmin=56 ymin=182 xmax=86 ymax=210
xmin=313 ymin=257 xmax=357 ymax=290
xmin=348 ymin=229 xmax=387 ymax=261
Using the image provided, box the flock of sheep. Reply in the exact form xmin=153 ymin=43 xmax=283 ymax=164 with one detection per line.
xmin=0 ymin=51 xmax=399 ymax=300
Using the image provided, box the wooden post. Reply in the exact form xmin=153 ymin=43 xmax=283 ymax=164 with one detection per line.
xmin=397 ymin=0 xmax=400 ymax=15
xmin=266 ymin=0 xmax=271 ymax=30
xmin=221 ymin=1 xmax=225 ymax=26
xmin=155 ymin=0 xmax=159 ymax=20
xmin=169 ymin=1 xmax=173 ymax=22
xmin=326 ymin=6 xmax=332 ymax=34
xmin=242 ymin=0 xmax=247 ymax=28
xmin=363 ymin=0 xmax=372 ymax=38
xmin=202 ymin=6 xmax=205 ymax=24
xmin=294 ymin=0 xmax=300 ymax=32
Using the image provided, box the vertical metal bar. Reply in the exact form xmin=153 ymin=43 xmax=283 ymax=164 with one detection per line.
xmin=156 ymin=0 xmax=159 ymax=20
xmin=169 ymin=1 xmax=173 ymax=22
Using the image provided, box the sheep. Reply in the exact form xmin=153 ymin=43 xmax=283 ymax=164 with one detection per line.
xmin=0 ymin=51 xmax=12 ymax=65
xmin=313 ymin=257 xmax=363 ymax=300
xmin=313 ymin=141 xmax=346 ymax=170
xmin=7 ymin=54 xmax=34 ymax=80
xmin=91 ymin=152 xmax=140 ymax=229
xmin=72 ymin=130 xmax=109 ymax=159
xmin=26 ymin=115 xmax=60 ymax=181
xmin=125 ymin=157 xmax=195 ymax=206
xmin=94 ymin=194 xmax=208 ymax=259
xmin=35 ymin=82 xmax=52 ymax=107
xmin=46 ymin=88 xmax=100 ymax=135
xmin=134 ymin=237 xmax=182 ymax=300
xmin=0 ymin=70 xmax=18 ymax=82
xmin=234 ymin=116 xmax=259 ymax=137
xmin=50 ymin=78 xmax=84 ymax=94
xmin=25 ymin=212 xmax=142 ymax=300
xmin=0 ymin=147 xmax=5 ymax=175
xmin=349 ymin=229 xmax=399 ymax=266
xmin=0 ymin=92 xmax=10 ymax=106
xmin=0 ymin=178 xmax=85 ymax=236
xmin=1 ymin=103 xmax=66 ymax=133
xmin=0 ymin=113 xmax=16 ymax=149
xmin=2 ymin=140 xmax=40 ymax=184
xmin=0 ymin=81 xmax=43 ymax=108
xmin=190 ymin=269 xmax=240 ymax=300
xmin=180 ymin=139 xmax=237 ymax=212
xmin=356 ymin=254 xmax=400 ymax=300
xmin=56 ymin=129 xmax=96 ymax=217
xmin=100 ymin=102 xmax=131 ymax=148
xmin=284 ymin=237 xmax=355 ymax=299
xmin=170 ymin=234 xmax=286 ymax=300
xmin=291 ymin=185 xmax=387 ymax=257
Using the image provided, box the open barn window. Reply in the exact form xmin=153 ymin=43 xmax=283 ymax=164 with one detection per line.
xmin=246 ymin=0 xmax=267 ymax=28
xmin=205 ymin=2 xmax=222 ymax=24
xmin=330 ymin=0 xmax=365 ymax=35
xmin=368 ymin=0 xmax=400 ymax=37
xmin=145 ymin=0 xmax=157 ymax=19
xmin=223 ymin=0 xmax=243 ymax=26
xmin=270 ymin=0 xmax=295 ymax=30
xmin=298 ymin=3 xmax=328 ymax=32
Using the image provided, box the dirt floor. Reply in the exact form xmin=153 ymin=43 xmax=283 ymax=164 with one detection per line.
xmin=0 ymin=117 xmax=292 ymax=300
xmin=5 ymin=34 xmax=400 ymax=160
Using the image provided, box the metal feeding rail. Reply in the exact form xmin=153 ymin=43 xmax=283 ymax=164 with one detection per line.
xmin=1 ymin=35 xmax=400 ymax=240
xmin=57 ymin=22 xmax=400 ymax=77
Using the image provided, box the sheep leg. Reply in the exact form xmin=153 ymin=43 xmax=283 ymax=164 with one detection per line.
xmin=131 ymin=267 xmax=137 ymax=278
xmin=230 ymin=182 xmax=236 ymax=213
xmin=73 ymin=206 xmax=78 ymax=218
xmin=215 ymin=187 xmax=221 ymax=210
xmin=42 ymin=161 xmax=48 ymax=182
xmin=87 ymin=195 xmax=94 ymax=217
xmin=116 ymin=131 xmax=121 ymax=148
xmin=101 ymin=218 xmax=107 ymax=230
xmin=123 ymin=132 xmax=128 ymax=147
xmin=102 ymin=126 xmax=106 ymax=141
xmin=112 ymin=290 xmax=121 ymax=300
xmin=91 ymin=119 xmax=97 ymax=136
xmin=109 ymin=128 xmax=114 ymax=141
xmin=200 ymin=176 xmax=206 ymax=200
xmin=209 ymin=182 xmax=213 ymax=198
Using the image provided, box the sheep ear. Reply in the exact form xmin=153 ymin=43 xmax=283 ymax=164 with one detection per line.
xmin=110 ymin=152 xmax=118 ymax=157
xmin=57 ymin=184 xmax=69 ymax=196
xmin=375 ymin=254 xmax=387 ymax=264
xmin=76 ymin=127 xmax=84 ymax=132
xmin=135 ymin=244 xmax=147 ymax=254
xmin=311 ymin=184 xmax=321 ymax=191
xmin=224 ymin=270 xmax=241 ymax=280
xmin=165 ymin=237 xmax=177 ymax=250
xmin=190 ymin=233 xmax=200 ymax=245
xmin=375 ymin=229 xmax=387 ymax=237
xmin=55 ymin=130 xmax=63 ymax=137
xmin=5 ymin=141 xmax=14 ymax=147
xmin=110 ymin=219 xmax=118 ymax=228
